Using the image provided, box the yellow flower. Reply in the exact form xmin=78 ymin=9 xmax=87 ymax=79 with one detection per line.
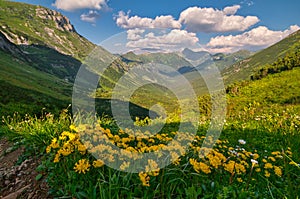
xmin=271 ymin=151 xmax=281 ymax=156
xmin=273 ymin=166 xmax=282 ymax=177
xmin=93 ymin=159 xmax=105 ymax=168
xmin=252 ymin=153 xmax=259 ymax=160
xmin=145 ymin=159 xmax=160 ymax=176
xmin=139 ymin=172 xmax=150 ymax=187
xmin=46 ymin=145 xmax=51 ymax=154
xmin=265 ymin=170 xmax=270 ymax=178
xmin=77 ymin=144 xmax=87 ymax=155
xmin=255 ymin=168 xmax=261 ymax=172
xmin=70 ymin=124 xmax=78 ymax=132
xmin=268 ymin=157 xmax=276 ymax=162
xmin=264 ymin=163 xmax=273 ymax=169
xmin=53 ymin=153 xmax=60 ymax=163
xmin=59 ymin=148 xmax=72 ymax=156
xmin=199 ymin=162 xmax=211 ymax=174
xmin=74 ymin=159 xmax=90 ymax=174
xmin=235 ymin=163 xmax=246 ymax=174
xmin=120 ymin=161 xmax=130 ymax=171
xmin=189 ymin=158 xmax=211 ymax=174
xmin=224 ymin=160 xmax=235 ymax=174
xmin=237 ymin=178 xmax=243 ymax=183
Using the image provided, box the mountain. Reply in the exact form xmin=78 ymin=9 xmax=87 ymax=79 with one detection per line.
xmin=121 ymin=51 xmax=192 ymax=71
xmin=180 ymin=48 xmax=252 ymax=71
xmin=0 ymin=1 xmax=98 ymax=116
xmin=0 ymin=0 xmax=95 ymax=61
xmin=222 ymin=30 xmax=300 ymax=84
xmin=0 ymin=1 xmax=153 ymax=117
xmin=213 ymin=50 xmax=253 ymax=71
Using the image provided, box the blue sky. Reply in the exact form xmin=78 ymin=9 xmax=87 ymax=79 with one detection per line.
xmin=13 ymin=0 xmax=300 ymax=53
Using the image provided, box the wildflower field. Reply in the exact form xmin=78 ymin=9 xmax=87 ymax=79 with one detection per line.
xmin=1 ymin=69 xmax=300 ymax=198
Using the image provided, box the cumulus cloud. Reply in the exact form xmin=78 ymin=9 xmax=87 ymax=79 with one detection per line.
xmin=223 ymin=5 xmax=240 ymax=15
xmin=80 ymin=10 xmax=100 ymax=23
xmin=126 ymin=29 xmax=199 ymax=53
xmin=179 ymin=5 xmax=259 ymax=33
xmin=53 ymin=0 xmax=107 ymax=11
xmin=207 ymin=25 xmax=300 ymax=53
xmin=116 ymin=11 xmax=181 ymax=29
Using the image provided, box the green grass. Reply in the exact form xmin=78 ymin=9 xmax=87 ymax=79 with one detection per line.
xmin=1 ymin=65 xmax=299 ymax=198
xmin=0 ymin=49 xmax=72 ymax=116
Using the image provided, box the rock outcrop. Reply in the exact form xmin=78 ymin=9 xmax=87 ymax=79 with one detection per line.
xmin=36 ymin=7 xmax=76 ymax=32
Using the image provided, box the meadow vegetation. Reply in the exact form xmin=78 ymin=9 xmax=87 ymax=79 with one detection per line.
xmin=2 ymin=67 xmax=300 ymax=198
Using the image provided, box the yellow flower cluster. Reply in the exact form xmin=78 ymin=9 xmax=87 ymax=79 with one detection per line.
xmin=46 ymin=123 xmax=296 ymax=186
xmin=74 ymin=159 xmax=90 ymax=174
xmin=189 ymin=158 xmax=211 ymax=174
xmin=139 ymin=172 xmax=150 ymax=187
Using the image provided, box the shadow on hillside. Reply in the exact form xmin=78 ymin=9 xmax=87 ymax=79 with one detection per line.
xmin=95 ymin=98 xmax=159 ymax=120
xmin=19 ymin=44 xmax=81 ymax=82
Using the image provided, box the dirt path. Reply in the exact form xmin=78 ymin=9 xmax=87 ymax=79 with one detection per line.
xmin=0 ymin=138 xmax=51 ymax=199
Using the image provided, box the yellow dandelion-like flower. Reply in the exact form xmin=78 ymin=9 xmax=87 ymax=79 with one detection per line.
xmin=253 ymin=153 xmax=259 ymax=160
xmin=268 ymin=156 xmax=276 ymax=162
xmin=235 ymin=163 xmax=246 ymax=174
xmin=46 ymin=145 xmax=51 ymax=154
xmin=271 ymin=151 xmax=281 ymax=156
xmin=262 ymin=159 xmax=268 ymax=163
xmin=224 ymin=160 xmax=235 ymax=174
xmin=53 ymin=153 xmax=60 ymax=163
xmin=120 ymin=161 xmax=130 ymax=171
xmin=264 ymin=163 xmax=273 ymax=169
xmin=189 ymin=158 xmax=211 ymax=174
xmin=237 ymin=178 xmax=243 ymax=183
xmin=93 ymin=159 xmax=105 ymax=168
xmin=273 ymin=166 xmax=282 ymax=177
xmin=70 ymin=124 xmax=78 ymax=132
xmin=265 ymin=170 xmax=270 ymax=178
xmin=255 ymin=168 xmax=261 ymax=172
xmin=199 ymin=162 xmax=211 ymax=174
xmin=139 ymin=172 xmax=150 ymax=187
xmin=77 ymin=144 xmax=87 ymax=155
xmin=74 ymin=159 xmax=90 ymax=174
xmin=146 ymin=159 xmax=160 ymax=176
xmin=59 ymin=149 xmax=72 ymax=156
xmin=207 ymin=154 xmax=222 ymax=169
xmin=286 ymin=150 xmax=293 ymax=156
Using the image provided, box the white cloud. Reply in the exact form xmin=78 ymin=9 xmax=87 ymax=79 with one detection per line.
xmin=80 ymin=10 xmax=100 ymax=23
xmin=127 ymin=28 xmax=145 ymax=41
xmin=223 ymin=5 xmax=240 ymax=15
xmin=116 ymin=11 xmax=181 ymax=29
xmin=179 ymin=5 xmax=259 ymax=33
xmin=207 ymin=25 xmax=300 ymax=53
xmin=53 ymin=0 xmax=107 ymax=11
xmin=126 ymin=29 xmax=199 ymax=53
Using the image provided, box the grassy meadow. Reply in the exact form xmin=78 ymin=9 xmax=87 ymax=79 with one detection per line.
xmin=1 ymin=67 xmax=300 ymax=198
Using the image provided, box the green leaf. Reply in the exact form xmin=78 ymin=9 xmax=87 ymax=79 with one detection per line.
xmin=35 ymin=173 xmax=43 ymax=181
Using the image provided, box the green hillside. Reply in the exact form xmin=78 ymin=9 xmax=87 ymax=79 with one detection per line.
xmin=0 ymin=0 xmax=95 ymax=60
xmin=223 ymin=30 xmax=300 ymax=84
xmin=0 ymin=49 xmax=72 ymax=116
